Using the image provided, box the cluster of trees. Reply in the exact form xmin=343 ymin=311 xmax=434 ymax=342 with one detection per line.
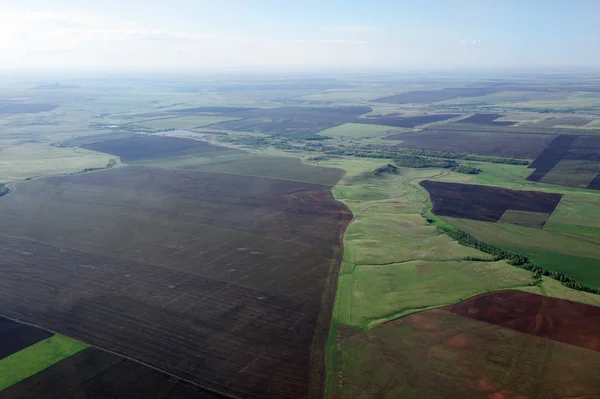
xmin=438 ymin=224 xmax=600 ymax=294
xmin=0 ymin=184 xmax=9 ymax=197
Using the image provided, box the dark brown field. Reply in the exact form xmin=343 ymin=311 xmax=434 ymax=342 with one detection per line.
xmin=527 ymin=135 xmax=600 ymax=187
xmin=61 ymin=132 xmax=142 ymax=147
xmin=526 ymin=135 xmax=577 ymax=181
xmin=385 ymin=130 xmax=554 ymax=158
xmin=334 ymin=291 xmax=600 ymax=399
xmin=2 ymin=348 xmax=225 ymax=399
xmin=420 ymin=180 xmax=563 ymax=222
xmin=208 ymin=118 xmax=340 ymax=136
xmin=81 ymin=135 xmax=238 ymax=162
xmin=589 ymin=174 xmax=600 ymax=190
xmin=355 ymin=114 xmax=461 ymax=128
xmin=0 ymin=103 xmax=59 ymax=114
xmin=0 ymin=317 xmax=53 ymax=359
xmin=459 ymin=113 xmax=517 ymax=126
xmin=445 ymin=290 xmax=600 ymax=351
xmin=534 ymin=116 xmax=593 ymax=127
xmin=0 ymin=166 xmax=352 ymax=398
xmin=371 ymin=88 xmax=500 ymax=104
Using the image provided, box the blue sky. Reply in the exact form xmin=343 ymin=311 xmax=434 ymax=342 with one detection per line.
xmin=1 ymin=0 xmax=599 ymax=69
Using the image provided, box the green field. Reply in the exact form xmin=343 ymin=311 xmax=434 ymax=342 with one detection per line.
xmin=316 ymin=123 xmax=403 ymax=139
xmin=336 ymin=259 xmax=533 ymax=328
xmin=0 ymin=334 xmax=88 ymax=390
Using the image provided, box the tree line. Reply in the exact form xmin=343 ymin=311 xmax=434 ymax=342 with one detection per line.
xmin=437 ymin=224 xmax=600 ymax=294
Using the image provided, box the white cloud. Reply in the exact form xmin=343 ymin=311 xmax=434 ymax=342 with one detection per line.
xmin=459 ymin=39 xmax=467 ymax=47
xmin=472 ymin=39 xmax=482 ymax=45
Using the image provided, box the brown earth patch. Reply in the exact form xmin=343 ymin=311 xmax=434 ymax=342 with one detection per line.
xmin=443 ymin=290 xmax=600 ymax=352
xmin=0 ymin=166 xmax=352 ymax=399
xmin=420 ymin=180 xmax=563 ymax=222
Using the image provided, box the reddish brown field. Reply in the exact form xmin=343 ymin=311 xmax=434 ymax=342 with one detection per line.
xmin=0 ymin=166 xmax=352 ymax=398
xmin=444 ymin=290 xmax=600 ymax=351
xmin=420 ymin=180 xmax=563 ymax=222
xmin=334 ymin=291 xmax=600 ymax=399
xmin=385 ymin=130 xmax=554 ymax=159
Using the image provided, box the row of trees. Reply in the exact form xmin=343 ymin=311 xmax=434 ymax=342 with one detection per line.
xmin=438 ymin=224 xmax=600 ymax=294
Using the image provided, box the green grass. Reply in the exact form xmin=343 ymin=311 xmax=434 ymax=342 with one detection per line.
xmin=540 ymin=159 xmax=600 ymax=188
xmin=545 ymin=194 xmax=600 ymax=229
xmin=444 ymin=217 xmax=600 ymax=260
xmin=498 ymin=210 xmax=550 ymax=229
xmin=0 ymin=334 xmax=88 ymax=390
xmin=336 ymin=259 xmax=534 ymax=328
xmin=504 ymin=247 xmax=600 ymax=290
xmin=0 ymin=144 xmax=114 ymax=183
xmin=519 ymin=276 xmax=600 ymax=307
xmin=316 ymin=123 xmax=404 ymax=139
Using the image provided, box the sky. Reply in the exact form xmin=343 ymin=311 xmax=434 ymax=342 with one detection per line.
xmin=1 ymin=0 xmax=599 ymax=70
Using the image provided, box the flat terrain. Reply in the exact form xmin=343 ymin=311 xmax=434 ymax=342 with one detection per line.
xmin=421 ymin=180 xmax=563 ymax=222
xmin=385 ymin=130 xmax=554 ymax=158
xmin=333 ymin=292 xmax=600 ymax=399
xmin=0 ymin=317 xmax=52 ymax=359
xmin=0 ymin=159 xmax=351 ymax=398
xmin=459 ymin=113 xmax=517 ymax=126
xmin=81 ymin=135 xmax=239 ymax=162
xmin=445 ymin=290 xmax=600 ymax=351
xmin=3 ymin=348 xmax=226 ymax=399
xmin=527 ymin=135 xmax=600 ymax=187
xmin=355 ymin=113 xmax=461 ymax=128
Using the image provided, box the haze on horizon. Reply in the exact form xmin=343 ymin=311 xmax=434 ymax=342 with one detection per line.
xmin=1 ymin=0 xmax=599 ymax=70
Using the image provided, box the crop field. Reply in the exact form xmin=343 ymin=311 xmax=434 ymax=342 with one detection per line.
xmin=421 ymin=180 xmax=563 ymax=222
xmin=527 ymin=135 xmax=600 ymax=187
xmin=208 ymin=118 xmax=341 ymax=136
xmin=458 ymin=113 xmax=517 ymax=126
xmin=371 ymin=88 xmax=501 ymax=103
xmin=385 ymin=129 xmax=555 ymax=158
xmin=331 ymin=290 xmax=600 ymax=399
xmin=446 ymin=290 xmax=600 ymax=350
xmin=0 ymin=144 xmax=114 ymax=182
xmin=443 ymin=217 xmax=600 ymax=288
xmin=80 ymin=135 xmax=239 ymax=162
xmin=0 ymin=103 xmax=59 ymax=114
xmin=135 ymin=115 xmax=241 ymax=130
xmin=0 ymin=332 xmax=88 ymax=391
xmin=354 ymin=113 xmax=461 ymax=128
xmin=315 ymin=123 xmax=401 ymax=139
xmin=498 ymin=209 xmax=550 ymax=228
xmin=3 ymin=348 xmax=226 ymax=399
xmin=0 ymin=317 xmax=52 ymax=359
xmin=589 ymin=174 xmax=600 ymax=189
xmin=0 ymin=155 xmax=351 ymax=398
xmin=533 ymin=116 xmax=593 ymax=128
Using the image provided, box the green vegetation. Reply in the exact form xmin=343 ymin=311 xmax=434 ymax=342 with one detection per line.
xmin=0 ymin=334 xmax=88 ymax=390
xmin=336 ymin=259 xmax=533 ymax=328
xmin=498 ymin=209 xmax=550 ymax=229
